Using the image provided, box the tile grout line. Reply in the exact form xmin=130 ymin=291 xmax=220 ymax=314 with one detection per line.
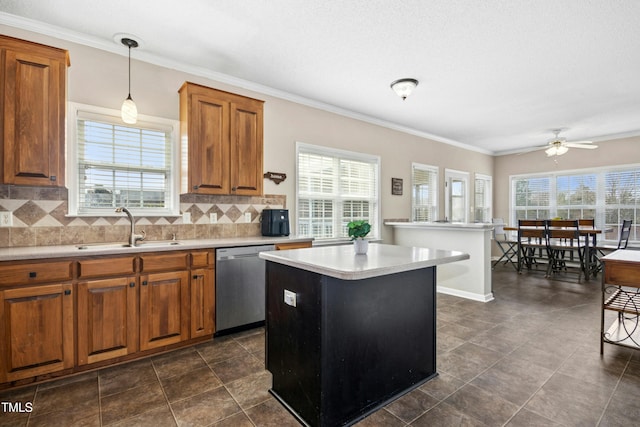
xmin=595 ymin=354 xmax=632 ymax=426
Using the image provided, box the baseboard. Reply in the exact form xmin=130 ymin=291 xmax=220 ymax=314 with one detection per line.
xmin=437 ymin=286 xmax=495 ymax=302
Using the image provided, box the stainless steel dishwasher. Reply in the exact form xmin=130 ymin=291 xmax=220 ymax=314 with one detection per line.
xmin=215 ymin=244 xmax=275 ymax=335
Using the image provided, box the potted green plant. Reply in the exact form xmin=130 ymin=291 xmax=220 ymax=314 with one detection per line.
xmin=347 ymin=220 xmax=371 ymax=254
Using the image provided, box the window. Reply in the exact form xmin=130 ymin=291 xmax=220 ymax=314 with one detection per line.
xmin=474 ymin=174 xmax=492 ymax=222
xmin=297 ymin=142 xmax=379 ymax=240
xmin=68 ymin=103 xmax=179 ymax=216
xmin=412 ymin=163 xmax=438 ymax=222
xmin=511 ymin=165 xmax=640 ymax=243
xmin=512 ymin=176 xmax=551 ymax=221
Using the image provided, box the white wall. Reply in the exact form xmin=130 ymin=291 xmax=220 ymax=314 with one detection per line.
xmin=2 ymin=25 xmax=495 ymax=242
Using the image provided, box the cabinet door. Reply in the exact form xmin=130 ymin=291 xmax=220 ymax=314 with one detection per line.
xmin=229 ymin=97 xmax=264 ymax=195
xmin=77 ymin=277 xmax=138 ymax=365
xmin=190 ymin=267 xmax=215 ymax=338
xmin=189 ymin=92 xmax=230 ymax=194
xmin=139 ymin=271 xmax=190 ymax=350
xmin=2 ymin=48 xmax=66 ymax=186
xmin=0 ymin=283 xmax=73 ymax=382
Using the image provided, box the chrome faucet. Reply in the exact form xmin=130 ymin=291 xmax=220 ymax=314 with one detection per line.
xmin=115 ymin=207 xmax=145 ymax=246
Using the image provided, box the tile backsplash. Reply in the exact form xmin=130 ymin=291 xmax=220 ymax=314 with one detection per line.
xmin=0 ymin=185 xmax=286 ymax=247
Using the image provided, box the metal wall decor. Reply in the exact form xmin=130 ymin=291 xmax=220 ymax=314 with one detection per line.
xmin=264 ymin=171 xmax=287 ymax=184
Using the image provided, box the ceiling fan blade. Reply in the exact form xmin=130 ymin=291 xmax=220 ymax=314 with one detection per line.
xmin=516 ymin=145 xmax=550 ymax=155
xmin=566 ymin=140 xmax=593 ymax=145
xmin=564 ymin=143 xmax=598 ymax=149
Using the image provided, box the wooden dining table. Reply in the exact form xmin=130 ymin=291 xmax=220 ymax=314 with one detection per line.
xmin=503 ymin=224 xmax=610 ymax=281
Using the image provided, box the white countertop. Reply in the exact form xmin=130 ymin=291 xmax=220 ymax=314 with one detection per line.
xmin=602 ymin=249 xmax=640 ymax=263
xmin=0 ymin=236 xmax=313 ymax=262
xmin=385 ymin=221 xmax=494 ymax=231
xmin=259 ymin=243 xmax=469 ymax=280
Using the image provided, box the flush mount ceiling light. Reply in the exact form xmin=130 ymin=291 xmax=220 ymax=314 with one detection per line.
xmin=390 ymin=78 xmax=419 ymax=100
xmin=120 ymin=37 xmax=139 ymax=124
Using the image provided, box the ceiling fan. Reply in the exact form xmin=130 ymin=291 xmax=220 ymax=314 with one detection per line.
xmin=533 ymin=129 xmax=598 ymax=157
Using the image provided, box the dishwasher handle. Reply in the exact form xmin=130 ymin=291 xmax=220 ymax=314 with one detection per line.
xmin=217 ymin=253 xmax=259 ymax=261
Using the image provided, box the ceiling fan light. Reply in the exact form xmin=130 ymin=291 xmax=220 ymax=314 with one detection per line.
xmin=545 ymin=146 xmax=557 ymax=156
xmin=556 ymin=145 xmax=569 ymax=156
xmin=390 ymin=78 xmax=419 ymax=100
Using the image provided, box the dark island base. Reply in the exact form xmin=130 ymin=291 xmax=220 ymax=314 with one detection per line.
xmin=266 ymin=262 xmax=437 ymax=427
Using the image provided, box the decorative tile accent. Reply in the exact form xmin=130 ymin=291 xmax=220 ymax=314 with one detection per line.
xmin=0 ymin=184 xmax=286 ymax=248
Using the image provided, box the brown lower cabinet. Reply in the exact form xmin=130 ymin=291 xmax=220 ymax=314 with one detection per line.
xmin=77 ymin=276 xmax=138 ymax=366
xmin=0 ymin=282 xmax=74 ymax=383
xmin=0 ymin=249 xmax=215 ymax=388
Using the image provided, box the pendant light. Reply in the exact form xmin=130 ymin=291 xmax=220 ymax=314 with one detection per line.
xmin=390 ymin=78 xmax=419 ymax=100
xmin=121 ymin=37 xmax=139 ymax=124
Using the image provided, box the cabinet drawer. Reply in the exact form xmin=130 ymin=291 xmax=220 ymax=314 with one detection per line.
xmin=141 ymin=252 xmax=189 ymax=272
xmin=604 ymin=260 xmax=640 ymax=287
xmin=0 ymin=260 xmax=73 ymax=286
xmin=191 ymin=251 xmax=213 ymax=268
xmin=77 ymin=256 xmax=136 ymax=279
xmin=275 ymin=241 xmax=312 ymax=250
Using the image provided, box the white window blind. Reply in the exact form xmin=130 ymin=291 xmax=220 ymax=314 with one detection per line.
xmin=556 ymin=173 xmax=596 ymax=219
xmin=511 ymin=165 xmax=639 ymax=243
xmin=604 ymin=168 xmax=639 ymax=241
xmin=512 ymin=176 xmax=550 ymax=221
xmin=297 ymin=143 xmax=379 ymax=240
xmin=474 ymin=174 xmax=492 ymax=223
xmin=70 ymin=104 xmax=178 ymax=216
xmin=412 ymin=164 xmax=438 ymax=222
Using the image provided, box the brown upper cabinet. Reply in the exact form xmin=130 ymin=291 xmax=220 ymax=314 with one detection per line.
xmin=0 ymin=35 xmax=69 ymax=187
xmin=179 ymin=82 xmax=264 ymax=196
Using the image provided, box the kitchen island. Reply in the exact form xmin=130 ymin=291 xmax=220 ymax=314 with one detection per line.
xmin=259 ymin=243 xmax=469 ymax=427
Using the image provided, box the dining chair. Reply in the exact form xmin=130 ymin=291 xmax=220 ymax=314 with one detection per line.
xmin=517 ymin=219 xmax=547 ymax=273
xmin=594 ymin=219 xmax=633 ymax=274
xmin=492 ymin=218 xmax=518 ymax=271
xmin=545 ymin=219 xmax=584 ymax=281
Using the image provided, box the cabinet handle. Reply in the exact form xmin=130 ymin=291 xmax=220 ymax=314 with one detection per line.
xmin=129 ymin=282 xmax=135 ymax=288
xmin=232 ymin=186 xmax=237 ymax=191
xmin=29 ymin=272 xmax=37 ymax=278
xmin=50 ymin=176 xmax=57 ymax=182
xmin=193 ymin=185 xmax=200 ymax=190
xmin=142 ymin=280 xmax=148 ymax=286
xmin=64 ymin=289 xmax=71 ymax=295
xmin=193 ymin=274 xmax=203 ymax=279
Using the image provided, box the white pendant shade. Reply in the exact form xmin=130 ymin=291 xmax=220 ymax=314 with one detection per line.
xmin=120 ymin=37 xmax=139 ymax=124
xmin=121 ymin=95 xmax=137 ymax=124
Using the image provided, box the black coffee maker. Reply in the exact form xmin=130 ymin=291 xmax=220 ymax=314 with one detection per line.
xmin=261 ymin=209 xmax=290 ymax=236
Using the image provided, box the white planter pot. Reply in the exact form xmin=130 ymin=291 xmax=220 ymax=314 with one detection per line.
xmin=353 ymin=238 xmax=368 ymax=255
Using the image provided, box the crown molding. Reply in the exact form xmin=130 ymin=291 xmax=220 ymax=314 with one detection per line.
xmin=0 ymin=12 xmax=491 ymax=155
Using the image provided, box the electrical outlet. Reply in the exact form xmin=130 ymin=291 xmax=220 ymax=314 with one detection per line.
xmin=284 ymin=289 xmax=297 ymax=307
xmin=182 ymin=212 xmax=191 ymax=224
xmin=210 ymin=213 xmax=217 ymax=224
xmin=244 ymin=212 xmax=252 ymax=223
xmin=0 ymin=212 xmax=12 ymax=227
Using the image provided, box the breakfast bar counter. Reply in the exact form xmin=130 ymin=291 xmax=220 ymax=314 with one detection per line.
xmin=259 ymin=243 xmax=468 ymax=426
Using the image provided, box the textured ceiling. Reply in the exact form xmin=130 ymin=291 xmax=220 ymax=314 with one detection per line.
xmin=1 ymin=0 xmax=639 ymax=155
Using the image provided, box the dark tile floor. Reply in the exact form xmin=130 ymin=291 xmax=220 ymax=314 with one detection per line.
xmin=2 ymin=265 xmax=640 ymax=426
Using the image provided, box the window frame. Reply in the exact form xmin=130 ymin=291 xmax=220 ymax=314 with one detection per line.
xmin=510 ymin=163 xmax=640 ymax=244
xmin=411 ymin=163 xmax=439 ymax=222
xmin=67 ymin=102 xmax=180 ymax=217
xmin=474 ymin=173 xmax=492 ymax=223
xmin=295 ymin=141 xmax=380 ymax=241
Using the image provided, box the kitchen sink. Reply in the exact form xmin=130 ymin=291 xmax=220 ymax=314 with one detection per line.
xmin=136 ymin=240 xmax=182 ymax=247
xmin=76 ymin=243 xmax=132 ymax=250
xmin=76 ymin=241 xmax=182 ymax=250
